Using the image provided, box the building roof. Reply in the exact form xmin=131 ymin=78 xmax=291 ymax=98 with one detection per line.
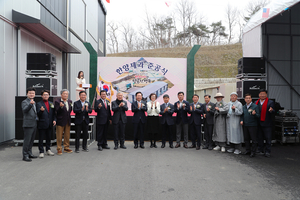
xmin=243 ymin=0 xmax=300 ymax=34
xmin=129 ymin=81 xmax=168 ymax=97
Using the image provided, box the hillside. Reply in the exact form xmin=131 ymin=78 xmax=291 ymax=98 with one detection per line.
xmin=107 ymin=43 xmax=243 ymax=78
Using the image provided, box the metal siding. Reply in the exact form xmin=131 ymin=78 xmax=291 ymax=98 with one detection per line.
xmin=292 ymin=36 xmax=300 ymax=60
xmin=98 ymin=5 xmax=105 ymax=56
xmin=292 ymin=87 xmax=300 ymax=109
xmin=269 ymin=86 xmax=291 ymax=109
xmin=0 ymin=21 xmax=17 ymax=142
xmin=69 ymin=33 xmax=90 ymax=102
xmin=268 ymin=36 xmax=291 ymax=61
xmin=292 ymin=61 xmax=300 ymax=85
xmin=1 ymin=0 xmax=40 ymax=20
xmin=70 ymin=0 xmax=85 ymax=40
xmin=268 ymin=61 xmax=291 ymax=85
xmin=87 ymin=32 xmax=97 ymax=53
xmin=86 ymin=0 xmax=98 ymax=43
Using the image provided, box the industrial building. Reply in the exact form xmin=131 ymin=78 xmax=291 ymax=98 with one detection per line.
xmin=0 ymin=0 xmax=106 ymax=143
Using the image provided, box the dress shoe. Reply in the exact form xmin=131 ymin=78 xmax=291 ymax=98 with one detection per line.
xmin=256 ymin=151 xmax=264 ymax=155
xmin=57 ymin=150 xmax=62 ymax=155
xmin=153 ymin=143 xmax=157 ymax=148
xmin=242 ymin=151 xmax=251 ymax=155
xmin=134 ymin=144 xmax=138 ymax=149
xmin=196 ymin=146 xmax=200 ymax=150
xmin=150 ymin=144 xmax=154 ymax=148
xmin=140 ymin=145 xmax=145 ymax=149
xmin=64 ymin=149 xmax=73 ymax=153
xmin=39 ymin=153 xmax=44 ymax=158
xmin=75 ymin=149 xmax=80 ymax=153
xmin=202 ymin=146 xmax=208 ymax=149
xmin=170 ymin=144 xmax=174 ymax=148
xmin=161 ymin=144 xmax=165 ymax=148
xmin=208 ymin=146 xmax=213 ymax=150
xmin=46 ymin=150 xmax=55 ymax=156
xmin=23 ymin=156 xmax=32 ymax=162
xmin=103 ymin=145 xmax=110 ymax=149
xmin=83 ymin=148 xmax=89 ymax=152
xmin=175 ymin=143 xmax=180 ymax=148
xmin=184 ymin=144 xmax=188 ymax=149
xmin=114 ymin=145 xmax=118 ymax=150
xmin=29 ymin=154 xmax=37 ymax=159
xmin=250 ymin=152 xmax=255 ymax=157
xmin=98 ymin=146 xmax=103 ymax=151
xmin=189 ymin=145 xmax=196 ymax=148
xmin=264 ymin=152 xmax=271 ymax=158
xmin=120 ymin=145 xmax=127 ymax=149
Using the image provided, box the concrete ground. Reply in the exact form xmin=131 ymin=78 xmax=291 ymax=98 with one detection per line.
xmin=0 ymin=140 xmax=299 ymax=200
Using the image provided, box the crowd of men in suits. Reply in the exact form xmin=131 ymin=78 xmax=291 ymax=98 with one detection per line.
xmin=21 ymin=87 xmax=274 ymax=162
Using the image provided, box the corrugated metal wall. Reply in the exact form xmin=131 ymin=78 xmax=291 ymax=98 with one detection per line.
xmin=263 ymin=2 xmax=300 ymax=116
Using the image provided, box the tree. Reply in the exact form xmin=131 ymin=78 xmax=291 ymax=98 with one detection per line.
xmin=210 ymin=21 xmax=228 ymax=45
xmin=120 ymin=23 xmax=135 ymax=52
xmin=107 ymin=22 xmax=119 ymax=53
xmin=187 ymin=23 xmax=210 ymax=45
xmin=225 ymin=4 xmax=238 ymax=44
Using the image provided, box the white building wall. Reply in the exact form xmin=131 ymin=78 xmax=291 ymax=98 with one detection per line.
xmin=0 ymin=20 xmax=18 ymax=142
xmin=70 ymin=0 xmax=86 ymax=40
xmin=0 ymin=0 xmax=40 ymax=20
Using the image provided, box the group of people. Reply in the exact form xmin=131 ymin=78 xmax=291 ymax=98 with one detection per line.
xmin=21 ymin=86 xmax=274 ymax=162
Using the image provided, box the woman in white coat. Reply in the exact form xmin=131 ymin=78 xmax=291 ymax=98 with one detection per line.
xmin=147 ymin=93 xmax=160 ymax=148
xmin=75 ymin=71 xmax=86 ymax=101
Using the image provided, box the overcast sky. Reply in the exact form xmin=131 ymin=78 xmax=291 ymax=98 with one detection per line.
xmin=105 ymin=0 xmax=272 ymax=27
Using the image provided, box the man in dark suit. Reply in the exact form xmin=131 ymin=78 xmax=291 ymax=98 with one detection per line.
xmin=159 ymin=94 xmax=174 ymax=148
xmin=73 ymin=91 xmax=92 ymax=153
xmin=131 ymin=92 xmax=147 ymax=149
xmin=255 ymin=89 xmax=275 ymax=158
xmin=112 ymin=92 xmax=128 ymax=150
xmin=21 ymin=87 xmax=38 ymax=162
xmin=240 ymin=93 xmax=260 ymax=157
xmin=174 ymin=91 xmax=190 ymax=148
xmin=188 ymin=94 xmax=204 ymax=150
xmin=95 ymin=90 xmax=112 ymax=151
xmin=54 ymin=89 xmax=73 ymax=155
xmin=203 ymin=94 xmax=215 ymax=150
xmin=37 ymin=90 xmax=56 ymax=158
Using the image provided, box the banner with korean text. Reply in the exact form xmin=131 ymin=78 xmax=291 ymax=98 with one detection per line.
xmin=97 ymin=57 xmax=187 ymax=110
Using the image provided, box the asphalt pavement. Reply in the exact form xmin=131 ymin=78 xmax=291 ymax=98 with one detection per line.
xmin=0 ymin=140 xmax=299 ymax=200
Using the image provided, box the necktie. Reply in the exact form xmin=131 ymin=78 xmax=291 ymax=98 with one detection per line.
xmin=104 ymin=100 xmax=107 ymax=109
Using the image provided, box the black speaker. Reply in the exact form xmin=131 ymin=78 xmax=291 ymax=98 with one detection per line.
xmin=27 ymin=53 xmax=56 ymax=71
xmin=238 ymin=57 xmax=265 ymax=74
xmin=237 ymin=80 xmax=266 ymax=98
xmin=26 ymin=77 xmax=57 ymax=96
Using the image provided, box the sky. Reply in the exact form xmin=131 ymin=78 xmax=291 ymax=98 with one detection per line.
xmin=104 ymin=0 xmax=271 ymax=27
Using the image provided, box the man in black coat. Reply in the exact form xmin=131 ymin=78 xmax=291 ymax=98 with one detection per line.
xmin=111 ymin=92 xmax=128 ymax=149
xmin=73 ymin=91 xmax=92 ymax=153
xmin=188 ymin=94 xmax=204 ymax=150
xmin=159 ymin=94 xmax=175 ymax=148
xmin=131 ymin=92 xmax=147 ymax=149
xmin=255 ymin=89 xmax=275 ymax=158
xmin=95 ymin=90 xmax=112 ymax=151
xmin=21 ymin=87 xmax=38 ymax=162
xmin=203 ymin=94 xmax=215 ymax=150
xmin=36 ymin=90 xmax=56 ymax=158
xmin=174 ymin=91 xmax=190 ymax=148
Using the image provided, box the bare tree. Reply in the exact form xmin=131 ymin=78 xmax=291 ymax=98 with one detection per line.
xmin=120 ymin=23 xmax=135 ymax=52
xmin=175 ymin=0 xmax=197 ymax=46
xmin=225 ymin=4 xmax=238 ymax=44
xmin=107 ymin=22 xmax=119 ymax=53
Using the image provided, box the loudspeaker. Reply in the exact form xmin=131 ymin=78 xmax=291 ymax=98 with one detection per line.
xmin=238 ymin=57 xmax=265 ymax=74
xmin=236 ymin=80 xmax=266 ymax=98
xmin=27 ymin=53 xmax=56 ymax=71
xmin=26 ymin=77 xmax=57 ymax=96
